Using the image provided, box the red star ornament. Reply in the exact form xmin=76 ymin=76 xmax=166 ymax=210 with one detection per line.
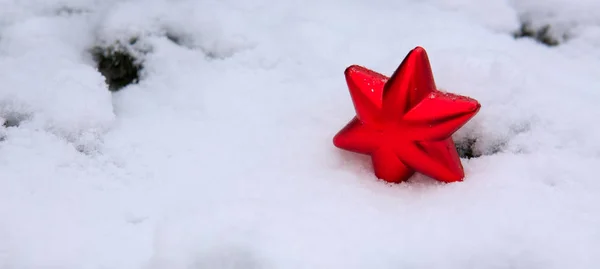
xmin=333 ymin=46 xmax=481 ymax=183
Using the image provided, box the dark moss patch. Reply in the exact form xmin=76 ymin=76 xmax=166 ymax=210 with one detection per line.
xmin=166 ymin=31 xmax=184 ymax=46
xmin=54 ymin=6 xmax=89 ymax=16
xmin=514 ymin=23 xmax=561 ymax=46
xmin=1 ymin=112 xmax=29 ymax=128
xmin=455 ymin=137 xmax=480 ymax=159
xmin=92 ymin=44 xmax=142 ymax=92
xmin=164 ymin=31 xmax=217 ymax=58
xmin=3 ymin=117 xmax=20 ymax=128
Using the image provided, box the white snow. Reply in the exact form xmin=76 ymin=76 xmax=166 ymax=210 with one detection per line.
xmin=512 ymin=0 xmax=600 ymax=42
xmin=1 ymin=0 xmax=600 ymax=268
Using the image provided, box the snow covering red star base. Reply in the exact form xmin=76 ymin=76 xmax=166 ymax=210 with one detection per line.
xmin=333 ymin=46 xmax=481 ymax=183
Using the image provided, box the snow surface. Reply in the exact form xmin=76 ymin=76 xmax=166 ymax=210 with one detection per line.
xmin=1 ymin=0 xmax=600 ymax=268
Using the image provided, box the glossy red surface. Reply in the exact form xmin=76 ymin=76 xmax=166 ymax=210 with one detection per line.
xmin=333 ymin=47 xmax=481 ymax=183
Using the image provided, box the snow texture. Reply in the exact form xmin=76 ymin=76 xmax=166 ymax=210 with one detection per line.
xmin=512 ymin=0 xmax=600 ymax=44
xmin=1 ymin=0 xmax=600 ymax=268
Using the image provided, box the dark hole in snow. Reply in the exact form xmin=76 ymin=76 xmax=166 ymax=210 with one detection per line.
xmin=75 ymin=144 xmax=89 ymax=154
xmin=513 ymin=23 xmax=561 ymax=46
xmin=0 ymin=112 xmax=28 ymax=141
xmin=163 ymin=30 xmax=237 ymax=59
xmin=92 ymin=46 xmax=141 ymax=91
xmin=455 ymin=137 xmax=481 ymax=159
xmin=166 ymin=31 xmax=183 ymax=46
xmin=54 ymin=6 xmax=89 ymax=16
xmin=3 ymin=118 xmax=20 ymax=128
xmin=164 ymin=31 xmax=218 ymax=59
xmin=1 ymin=112 xmax=29 ymax=128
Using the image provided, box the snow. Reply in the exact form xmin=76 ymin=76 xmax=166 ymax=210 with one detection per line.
xmin=1 ymin=0 xmax=600 ymax=268
xmin=512 ymin=0 xmax=600 ymax=42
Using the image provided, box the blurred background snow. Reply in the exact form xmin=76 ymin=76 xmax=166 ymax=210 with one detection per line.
xmin=1 ymin=0 xmax=600 ymax=268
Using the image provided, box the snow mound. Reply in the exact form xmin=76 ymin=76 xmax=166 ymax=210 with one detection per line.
xmin=94 ymin=0 xmax=255 ymax=60
xmin=0 ymin=12 xmax=114 ymax=151
xmin=427 ymin=0 xmax=520 ymax=32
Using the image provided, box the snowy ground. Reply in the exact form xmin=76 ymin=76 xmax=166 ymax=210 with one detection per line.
xmin=1 ymin=0 xmax=600 ymax=268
